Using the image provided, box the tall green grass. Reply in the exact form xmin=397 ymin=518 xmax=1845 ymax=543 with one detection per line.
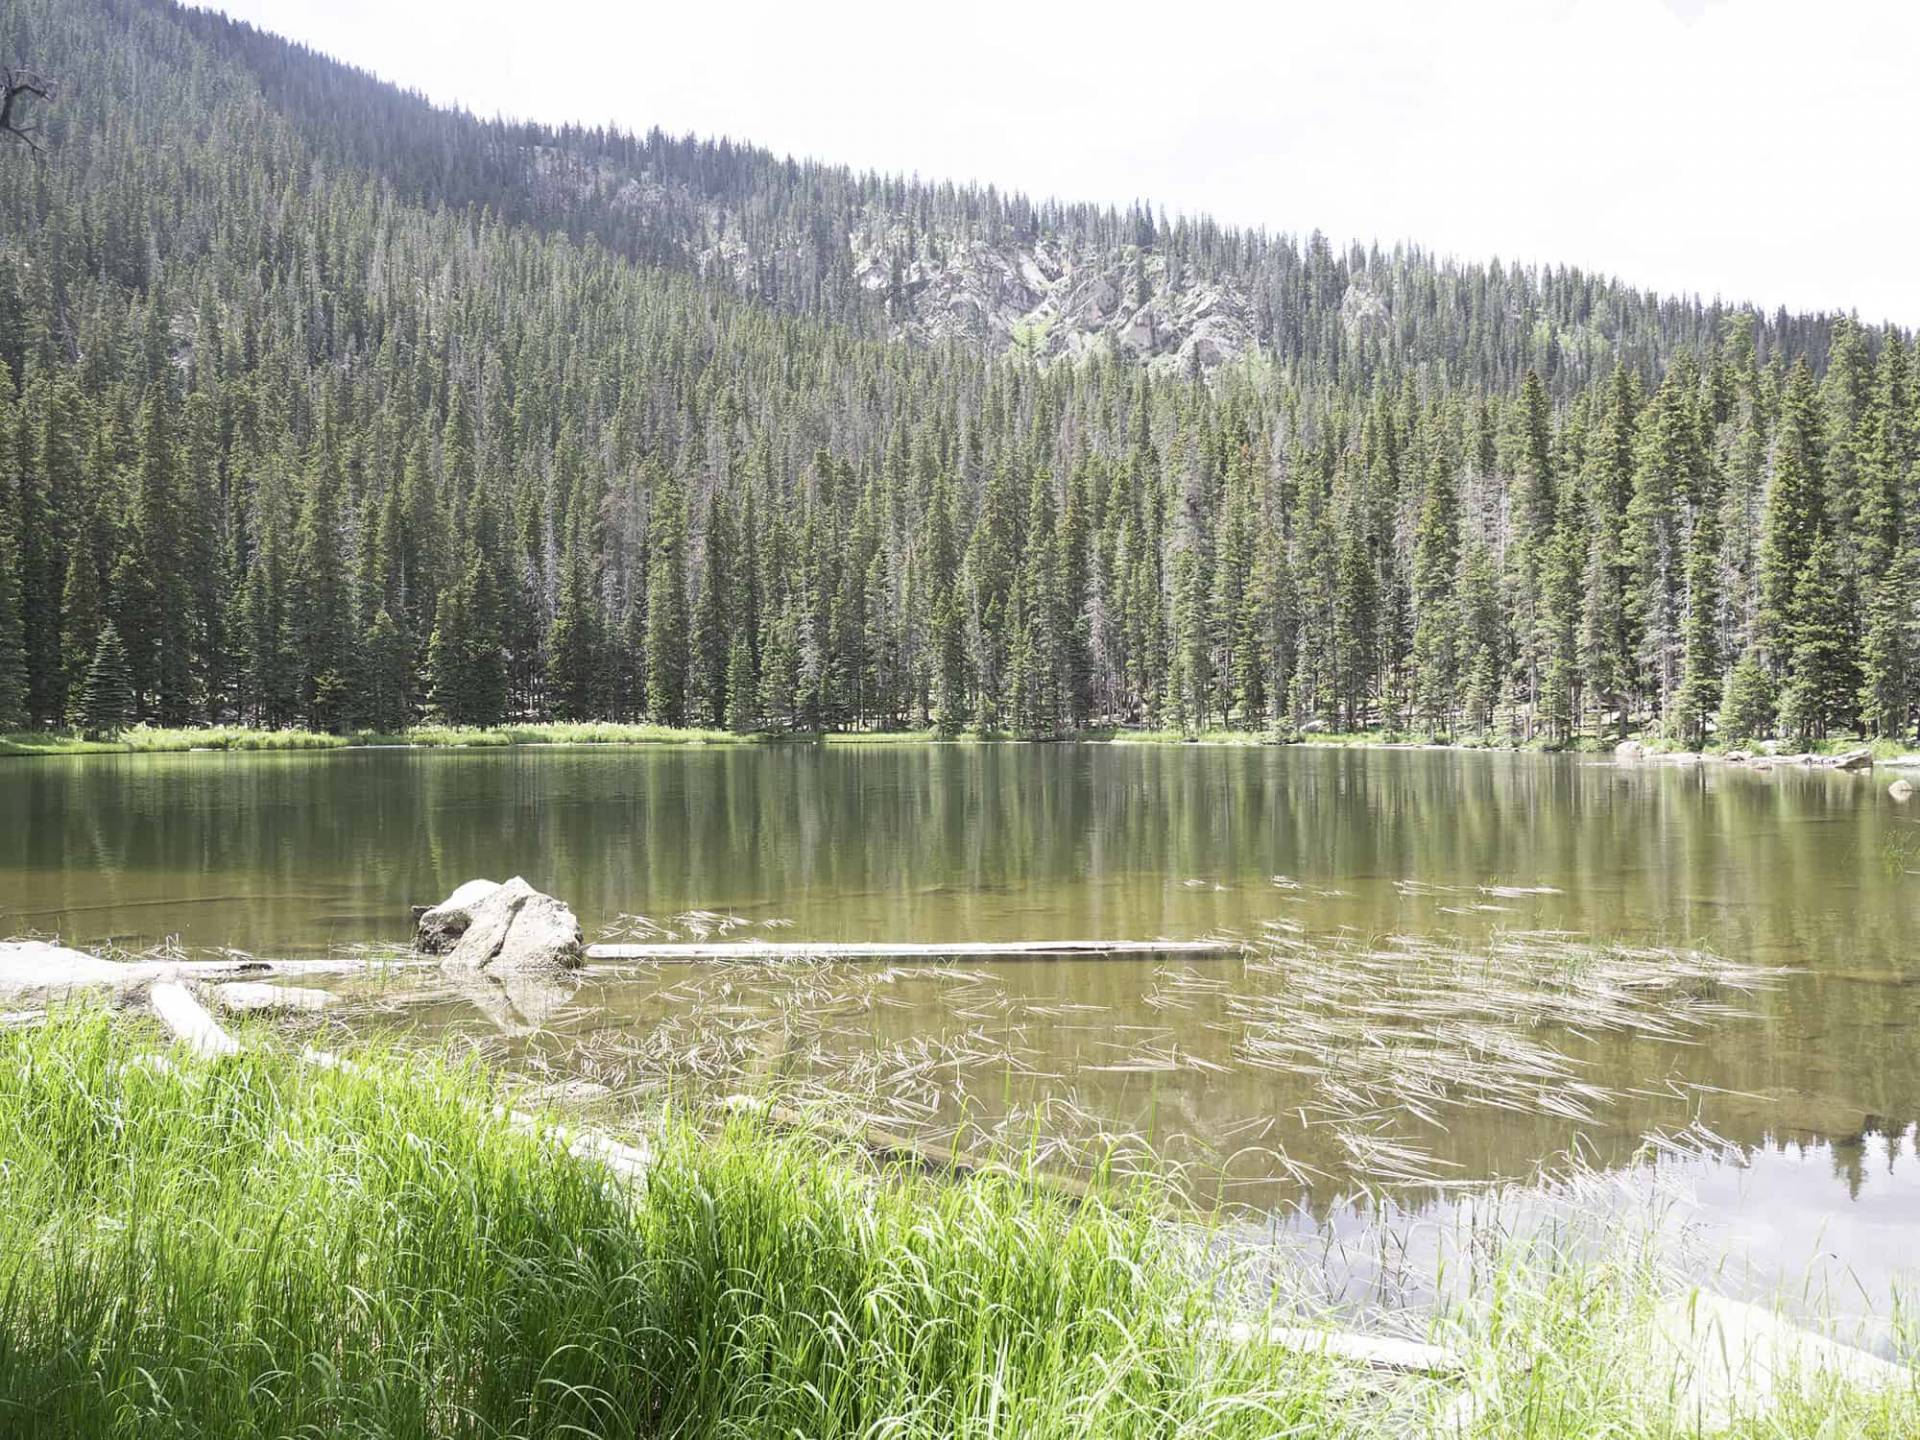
xmin=1 ymin=1017 xmax=1914 ymax=1437
xmin=0 ymin=1015 xmax=1344 ymax=1438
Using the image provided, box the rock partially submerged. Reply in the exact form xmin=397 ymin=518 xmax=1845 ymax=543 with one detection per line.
xmin=1890 ymin=779 xmax=1914 ymax=801
xmin=1825 ymin=747 xmax=1874 ymax=772
xmin=415 ymin=878 xmax=502 ymax=953
xmin=438 ymin=877 xmax=583 ymax=975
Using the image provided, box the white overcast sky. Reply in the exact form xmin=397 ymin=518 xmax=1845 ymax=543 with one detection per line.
xmin=206 ymin=0 xmax=1918 ymax=327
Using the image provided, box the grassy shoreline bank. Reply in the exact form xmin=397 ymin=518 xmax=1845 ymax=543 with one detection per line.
xmin=0 ymin=1014 xmax=1913 ymax=1436
xmin=7 ymin=720 xmax=1916 ymax=762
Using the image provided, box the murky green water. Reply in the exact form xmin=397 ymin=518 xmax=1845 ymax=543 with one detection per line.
xmin=5 ymin=744 xmax=1919 ymax=1321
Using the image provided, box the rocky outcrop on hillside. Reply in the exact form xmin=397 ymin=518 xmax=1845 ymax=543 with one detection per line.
xmin=842 ymin=223 xmax=1259 ymax=372
xmin=545 ymin=145 xmax=1263 ymax=372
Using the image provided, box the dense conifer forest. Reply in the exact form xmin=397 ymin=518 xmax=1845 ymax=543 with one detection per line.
xmin=0 ymin=0 xmax=1915 ymax=744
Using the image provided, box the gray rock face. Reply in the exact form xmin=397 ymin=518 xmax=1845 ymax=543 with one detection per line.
xmin=1826 ymin=747 xmax=1874 ymax=772
xmin=416 ymin=878 xmax=502 ymax=953
xmin=441 ymin=877 xmax=584 ymax=975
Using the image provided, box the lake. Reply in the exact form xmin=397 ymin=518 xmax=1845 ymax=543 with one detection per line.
xmin=4 ymin=743 xmax=1918 ymax=1330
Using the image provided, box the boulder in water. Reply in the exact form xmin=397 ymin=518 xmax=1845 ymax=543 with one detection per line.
xmin=1826 ymin=747 xmax=1874 ymax=772
xmin=416 ymin=879 xmax=502 ymax=953
xmin=442 ymin=877 xmax=583 ymax=975
xmin=1889 ymin=779 xmax=1914 ymax=802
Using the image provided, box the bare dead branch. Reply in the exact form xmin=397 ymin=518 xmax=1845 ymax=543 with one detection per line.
xmin=1 ymin=66 xmax=56 ymax=152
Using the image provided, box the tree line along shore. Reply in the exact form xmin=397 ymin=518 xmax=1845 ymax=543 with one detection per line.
xmin=3 ymin=3 xmax=1920 ymax=756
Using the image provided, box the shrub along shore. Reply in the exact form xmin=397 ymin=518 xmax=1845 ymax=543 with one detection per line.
xmin=5 ymin=720 xmax=1918 ymax=760
xmin=0 ymin=1011 xmax=1913 ymax=1437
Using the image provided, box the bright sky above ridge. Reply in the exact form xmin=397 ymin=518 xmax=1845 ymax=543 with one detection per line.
xmin=208 ymin=0 xmax=1917 ymax=327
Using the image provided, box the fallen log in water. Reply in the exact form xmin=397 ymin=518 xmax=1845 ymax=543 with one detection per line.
xmin=588 ymin=939 xmax=1241 ymax=963
xmin=0 ymin=939 xmax=408 ymax=1007
xmin=148 ymin=981 xmax=243 ymax=1059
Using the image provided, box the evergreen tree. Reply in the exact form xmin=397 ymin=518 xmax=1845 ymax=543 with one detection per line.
xmin=59 ymin=536 xmax=104 ymax=723
xmin=1757 ymin=361 xmax=1827 ymax=669
xmin=725 ymin=635 xmax=758 ymax=732
xmin=644 ymin=471 xmax=690 ymax=726
xmin=691 ymin=496 xmax=732 ymax=728
xmin=546 ymin=511 xmax=603 ymax=721
xmin=1623 ymin=357 xmax=1703 ymax=719
xmin=758 ymin=601 xmax=800 ymax=732
xmin=1858 ymin=547 xmax=1915 ymax=741
xmin=1410 ymin=439 xmax=1461 ymax=734
xmin=1536 ymin=524 xmax=1582 ymax=744
xmin=1777 ymin=535 xmax=1859 ymax=741
xmin=1579 ymin=367 xmax=1641 ymax=737
xmin=428 ymin=550 xmax=507 ymax=727
xmin=0 ymin=500 xmax=26 ymax=732
xmin=360 ymin=608 xmax=412 ymax=734
xmin=16 ymin=369 xmax=77 ymax=726
xmin=291 ymin=448 xmax=353 ymax=731
xmin=1717 ymin=647 xmax=1774 ymax=742
xmin=79 ymin=623 xmax=135 ymax=740
xmin=1671 ymin=447 xmax=1725 ymax=748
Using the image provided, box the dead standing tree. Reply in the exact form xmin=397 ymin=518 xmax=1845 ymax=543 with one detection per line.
xmin=1 ymin=66 xmax=55 ymax=151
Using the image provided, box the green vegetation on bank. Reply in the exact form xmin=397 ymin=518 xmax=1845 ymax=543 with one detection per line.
xmin=0 ymin=720 xmax=750 ymax=756
xmin=10 ymin=720 xmax=1915 ymax=759
xmin=2 ymin=1014 xmax=1914 ymax=1437
xmin=0 ymin=1014 xmax=1320 ymax=1437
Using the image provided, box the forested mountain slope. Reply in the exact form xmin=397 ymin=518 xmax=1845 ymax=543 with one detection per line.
xmin=168 ymin=3 xmax=1850 ymax=387
xmin=0 ymin=0 xmax=1914 ymax=746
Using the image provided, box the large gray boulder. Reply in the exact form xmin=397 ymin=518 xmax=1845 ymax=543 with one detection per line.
xmin=416 ymin=878 xmax=502 ymax=953
xmin=441 ymin=877 xmax=583 ymax=975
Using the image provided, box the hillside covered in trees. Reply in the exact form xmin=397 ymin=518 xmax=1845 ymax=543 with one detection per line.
xmin=0 ymin=0 xmax=1915 ymax=745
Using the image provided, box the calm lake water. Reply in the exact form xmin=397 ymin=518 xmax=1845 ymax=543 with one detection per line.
xmin=5 ymin=744 xmax=1919 ymax=1328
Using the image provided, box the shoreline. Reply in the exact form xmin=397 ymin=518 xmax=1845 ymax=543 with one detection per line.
xmin=8 ymin=720 xmax=1920 ymax=768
